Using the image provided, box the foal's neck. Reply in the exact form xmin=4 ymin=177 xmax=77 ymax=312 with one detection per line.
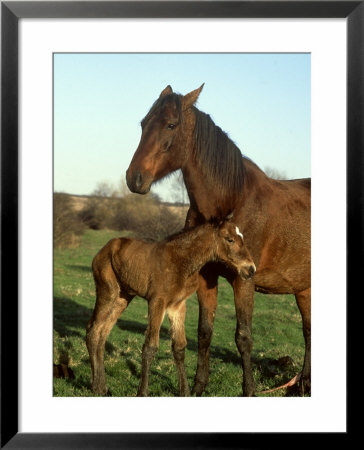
xmin=166 ymin=225 xmax=217 ymax=275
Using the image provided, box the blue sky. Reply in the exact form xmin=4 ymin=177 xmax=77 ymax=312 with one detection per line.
xmin=54 ymin=53 xmax=310 ymax=201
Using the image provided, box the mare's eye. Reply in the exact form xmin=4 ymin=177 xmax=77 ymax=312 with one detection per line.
xmin=225 ymin=237 xmax=234 ymax=244
xmin=167 ymin=123 xmax=176 ymax=130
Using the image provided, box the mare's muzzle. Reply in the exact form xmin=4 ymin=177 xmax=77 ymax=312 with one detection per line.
xmin=126 ymin=169 xmax=153 ymax=194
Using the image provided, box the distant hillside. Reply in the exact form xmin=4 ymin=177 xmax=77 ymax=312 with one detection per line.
xmin=54 ymin=192 xmax=189 ymax=245
xmin=55 ymin=192 xmax=189 ymax=218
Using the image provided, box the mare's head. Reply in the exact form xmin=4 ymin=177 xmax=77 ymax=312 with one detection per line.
xmin=215 ymin=218 xmax=256 ymax=280
xmin=126 ymin=84 xmax=204 ymax=194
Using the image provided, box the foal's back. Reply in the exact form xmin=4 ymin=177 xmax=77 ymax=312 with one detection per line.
xmin=94 ymin=235 xmax=193 ymax=299
xmin=93 ymin=237 xmax=157 ymax=299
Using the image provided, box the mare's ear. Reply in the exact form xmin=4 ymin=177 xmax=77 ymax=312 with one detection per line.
xmin=159 ymin=85 xmax=173 ymax=97
xmin=182 ymin=83 xmax=204 ymax=110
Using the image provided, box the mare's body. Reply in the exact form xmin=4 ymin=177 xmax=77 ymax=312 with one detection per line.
xmin=126 ymin=84 xmax=311 ymax=395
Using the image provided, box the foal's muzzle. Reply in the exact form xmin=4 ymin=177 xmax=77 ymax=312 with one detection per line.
xmin=239 ymin=263 xmax=256 ymax=280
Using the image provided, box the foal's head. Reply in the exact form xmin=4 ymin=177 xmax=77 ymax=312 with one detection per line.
xmin=126 ymin=84 xmax=204 ymax=194
xmin=215 ymin=220 xmax=256 ymax=280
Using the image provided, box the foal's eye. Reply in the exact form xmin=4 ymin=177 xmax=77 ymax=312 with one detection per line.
xmin=167 ymin=123 xmax=176 ymax=130
xmin=225 ymin=237 xmax=235 ymax=244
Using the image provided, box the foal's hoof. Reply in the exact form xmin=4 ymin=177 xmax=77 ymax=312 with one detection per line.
xmin=192 ymin=382 xmax=206 ymax=397
xmin=92 ymin=385 xmax=109 ymax=396
xmin=180 ymin=388 xmax=191 ymax=397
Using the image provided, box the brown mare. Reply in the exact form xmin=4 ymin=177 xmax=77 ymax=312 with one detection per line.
xmin=86 ymin=217 xmax=255 ymax=396
xmin=126 ymin=84 xmax=311 ymax=396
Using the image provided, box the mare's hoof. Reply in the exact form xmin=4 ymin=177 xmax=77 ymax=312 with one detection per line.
xmin=242 ymin=391 xmax=256 ymax=397
xmin=286 ymin=375 xmax=310 ymax=396
xmin=136 ymin=391 xmax=148 ymax=397
xmin=298 ymin=376 xmax=311 ymax=396
xmin=242 ymin=384 xmax=256 ymax=397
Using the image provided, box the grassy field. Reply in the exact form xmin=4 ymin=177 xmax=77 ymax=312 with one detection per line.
xmin=54 ymin=229 xmax=305 ymax=397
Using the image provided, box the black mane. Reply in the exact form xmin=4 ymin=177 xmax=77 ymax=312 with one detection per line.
xmin=193 ymin=108 xmax=245 ymax=197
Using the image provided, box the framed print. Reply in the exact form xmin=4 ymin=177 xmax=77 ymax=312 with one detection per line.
xmin=1 ymin=1 xmax=361 ymax=448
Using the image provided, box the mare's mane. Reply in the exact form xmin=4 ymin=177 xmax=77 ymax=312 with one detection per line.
xmin=193 ymin=108 xmax=245 ymax=197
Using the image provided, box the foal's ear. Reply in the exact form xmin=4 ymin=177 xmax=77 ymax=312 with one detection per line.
xmin=225 ymin=211 xmax=234 ymax=221
xmin=182 ymin=83 xmax=204 ymax=110
xmin=159 ymin=85 xmax=173 ymax=98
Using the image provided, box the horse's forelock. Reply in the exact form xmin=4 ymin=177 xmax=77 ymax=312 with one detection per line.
xmin=141 ymin=93 xmax=182 ymax=128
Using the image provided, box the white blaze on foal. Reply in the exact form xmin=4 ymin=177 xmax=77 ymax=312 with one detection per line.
xmin=235 ymin=226 xmax=244 ymax=241
xmin=235 ymin=226 xmax=256 ymax=275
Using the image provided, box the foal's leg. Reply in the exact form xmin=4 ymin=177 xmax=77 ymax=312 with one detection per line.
xmin=137 ymin=298 xmax=166 ymax=397
xmin=167 ymin=301 xmax=190 ymax=396
xmin=295 ymin=287 xmax=311 ymax=395
xmin=192 ymin=265 xmax=219 ymax=396
xmin=232 ymin=276 xmax=255 ymax=397
xmin=86 ymin=291 xmax=133 ymax=395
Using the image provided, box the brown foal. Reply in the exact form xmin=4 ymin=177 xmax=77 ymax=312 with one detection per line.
xmin=86 ymin=218 xmax=255 ymax=396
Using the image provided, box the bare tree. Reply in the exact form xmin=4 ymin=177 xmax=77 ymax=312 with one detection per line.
xmin=92 ymin=180 xmax=118 ymax=198
xmin=170 ymin=170 xmax=188 ymax=205
xmin=264 ymin=166 xmax=288 ymax=180
xmin=118 ymin=179 xmax=130 ymax=198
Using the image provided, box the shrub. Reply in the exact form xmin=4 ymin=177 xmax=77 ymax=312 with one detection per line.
xmin=79 ymin=192 xmax=186 ymax=241
xmin=78 ymin=196 xmax=114 ymax=230
xmin=54 ymin=193 xmax=85 ymax=248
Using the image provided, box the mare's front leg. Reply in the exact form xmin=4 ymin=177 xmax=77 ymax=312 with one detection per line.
xmin=295 ymin=287 xmax=311 ymax=395
xmin=137 ymin=298 xmax=166 ymax=397
xmin=167 ymin=300 xmax=190 ymax=396
xmin=232 ymin=276 xmax=255 ymax=396
xmin=192 ymin=264 xmax=219 ymax=396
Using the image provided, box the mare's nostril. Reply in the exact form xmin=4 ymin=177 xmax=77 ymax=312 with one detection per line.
xmin=135 ymin=171 xmax=143 ymax=189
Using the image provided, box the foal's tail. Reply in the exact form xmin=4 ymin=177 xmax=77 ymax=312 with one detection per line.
xmin=92 ymin=238 xmax=123 ymax=292
xmin=92 ymin=237 xmax=133 ymax=300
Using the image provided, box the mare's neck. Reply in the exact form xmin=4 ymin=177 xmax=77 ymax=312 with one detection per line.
xmin=182 ymin=159 xmax=243 ymax=222
xmin=182 ymin=153 xmax=269 ymax=224
xmin=181 ymin=108 xmax=247 ymax=221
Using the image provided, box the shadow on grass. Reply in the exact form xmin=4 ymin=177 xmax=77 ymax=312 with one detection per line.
xmin=54 ymin=296 xmax=116 ymax=355
xmin=54 ymin=296 xmax=299 ymax=397
xmin=126 ymin=359 xmax=139 ymax=377
xmin=117 ymin=316 xmax=297 ymax=380
xmin=54 ymin=296 xmax=91 ymax=338
xmin=67 ymin=264 xmax=92 ymax=273
xmin=116 ymin=318 xmax=170 ymax=340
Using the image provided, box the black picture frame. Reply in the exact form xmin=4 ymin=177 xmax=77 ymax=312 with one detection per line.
xmin=1 ymin=1 xmax=360 ymax=448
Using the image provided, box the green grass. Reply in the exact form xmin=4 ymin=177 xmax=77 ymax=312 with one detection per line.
xmin=54 ymin=229 xmax=305 ymax=397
